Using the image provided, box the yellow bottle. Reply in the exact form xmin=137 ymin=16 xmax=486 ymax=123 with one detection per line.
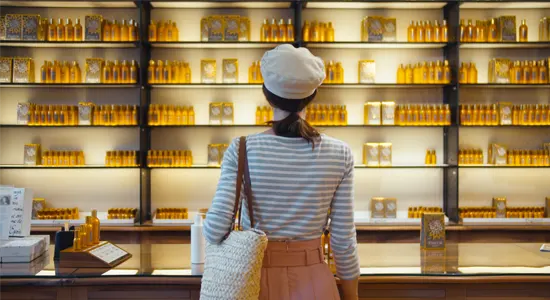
xmin=56 ymin=18 xmax=65 ymax=41
xmin=488 ymin=18 xmax=498 ymax=42
xmin=478 ymin=21 xmax=487 ymax=42
xmin=157 ymin=21 xmax=166 ymax=42
xmin=61 ymin=61 xmax=70 ymax=83
xmin=147 ymin=60 xmax=155 ymax=83
xmin=53 ymin=60 xmax=61 ymax=83
xmin=103 ymin=20 xmax=111 ymax=41
xmin=519 ymin=19 xmax=528 ymax=42
xmin=188 ymin=106 xmax=195 ymax=125
xmin=260 ymin=106 xmax=269 ymax=124
xmin=435 ymin=60 xmax=443 ymax=83
xmin=278 ymin=19 xmax=287 ymax=42
xmin=260 ymin=19 xmax=270 ymax=42
xmin=121 ymin=19 xmax=130 ymax=41
xmin=433 ymin=20 xmax=441 ymax=42
xmin=397 ymin=64 xmax=406 ymax=84
xmin=428 ymin=62 xmax=435 ymax=84
xmin=405 ymin=64 xmax=414 ymax=84
xmin=102 ymin=61 xmax=112 ymax=83
xmin=416 ymin=21 xmax=425 ymax=42
xmin=65 ymin=18 xmax=74 ymax=41
xmin=413 ymin=63 xmax=420 ymax=83
xmin=181 ymin=106 xmax=188 ymax=125
xmin=255 ymin=107 xmax=262 ymax=125
xmin=407 ymin=20 xmax=416 ymax=42
xmin=459 ymin=62 xmax=468 ymax=84
xmin=522 ymin=61 xmax=531 ymax=84
xmin=111 ymin=20 xmax=121 ymax=41
xmin=270 ymin=18 xmax=279 ymax=42
xmin=327 ymin=61 xmax=336 ymax=83
xmin=472 ymin=104 xmax=479 ymax=125
xmin=466 ymin=19 xmax=474 ymax=42
xmin=48 ymin=18 xmax=56 ymax=41
xmin=74 ymin=18 xmax=83 ymax=41
xmin=421 ymin=62 xmax=428 ymax=83
xmin=40 ymin=60 xmax=50 ymax=83
xmin=248 ymin=61 xmax=257 ymax=83
xmin=113 ymin=60 xmax=122 ymax=83
xmin=313 ymin=104 xmax=321 ymax=125
xmin=129 ymin=19 xmax=138 ymax=41
xmin=302 ymin=21 xmax=310 ymax=42
xmin=530 ymin=60 xmax=538 ymax=83
xmin=163 ymin=60 xmax=171 ymax=83
xmin=425 ymin=20 xmax=434 ymax=42
xmin=165 ymin=21 xmax=174 ymax=41
xmin=170 ymin=60 xmax=179 ymax=84
xmin=539 ymin=60 xmax=548 ymax=83
xmin=425 ymin=149 xmax=432 ymax=165
xmin=172 ymin=22 xmax=179 ymax=41
xmin=468 ymin=62 xmax=478 ymax=84
xmin=479 ymin=104 xmax=486 ymax=126
xmin=441 ymin=20 xmax=448 ymax=42
xmin=121 ymin=60 xmax=130 ymax=83
xmin=149 ymin=20 xmax=157 ymax=42
xmin=311 ymin=21 xmax=320 ymax=42
xmin=130 ymin=60 xmax=138 ymax=84
xmin=326 ymin=22 xmax=335 ymax=42
xmin=335 ymin=62 xmax=344 ymax=83
xmin=418 ymin=104 xmax=426 ymax=125
xmin=341 ymin=105 xmax=348 ymax=125
xmin=319 ymin=22 xmax=326 ymax=42
xmin=287 ymin=19 xmax=295 ymax=42
xmin=156 ymin=60 xmax=164 ymax=83
xmin=459 ymin=19 xmax=466 ymax=41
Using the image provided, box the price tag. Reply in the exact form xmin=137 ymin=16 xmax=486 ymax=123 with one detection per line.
xmin=89 ymin=243 xmax=128 ymax=264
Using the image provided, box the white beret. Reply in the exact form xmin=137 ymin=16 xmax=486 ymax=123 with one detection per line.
xmin=260 ymin=44 xmax=326 ymax=100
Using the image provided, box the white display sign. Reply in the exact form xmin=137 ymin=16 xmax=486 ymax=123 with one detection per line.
xmin=9 ymin=188 xmax=33 ymax=237
xmin=0 ymin=186 xmax=14 ymax=240
xmin=89 ymin=243 xmax=128 ymax=264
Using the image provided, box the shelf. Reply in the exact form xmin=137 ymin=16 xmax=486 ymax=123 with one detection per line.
xmin=0 ymin=1 xmax=137 ymax=8
xmin=150 ymin=1 xmax=294 ymax=9
xmin=460 ymin=125 xmax=550 ymax=128
xmin=459 ymin=165 xmax=550 ymax=169
xmin=304 ymin=1 xmax=447 ymax=9
xmin=0 ymin=41 xmax=139 ymax=48
xmin=0 ymin=125 xmax=138 ymax=128
xmin=460 ymin=1 xmax=550 ymax=9
xmin=149 ymin=83 xmax=450 ymax=89
xmin=148 ymin=124 xmax=448 ymax=128
xmin=149 ymin=83 xmax=262 ymax=89
xmin=150 ymin=164 xmax=450 ymax=169
xmin=460 ymin=84 xmax=550 ymax=89
xmin=150 ymin=42 xmax=285 ymax=49
xmin=0 ymin=165 xmax=140 ymax=169
xmin=460 ymin=42 xmax=550 ymax=49
xmin=305 ymin=42 xmax=448 ymax=49
xmin=0 ymin=83 xmax=140 ymax=88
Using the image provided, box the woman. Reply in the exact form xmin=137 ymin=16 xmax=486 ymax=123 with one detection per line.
xmin=204 ymin=45 xmax=359 ymax=300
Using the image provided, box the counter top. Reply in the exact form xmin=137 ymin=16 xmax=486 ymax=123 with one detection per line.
xmin=2 ymin=242 xmax=549 ymax=285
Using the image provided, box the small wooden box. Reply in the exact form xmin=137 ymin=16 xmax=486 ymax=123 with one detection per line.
xmin=60 ymin=241 xmax=131 ymax=268
xmin=421 ymin=213 xmax=445 ymax=250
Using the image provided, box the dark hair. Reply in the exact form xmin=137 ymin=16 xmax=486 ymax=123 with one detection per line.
xmin=263 ymin=87 xmax=320 ymax=149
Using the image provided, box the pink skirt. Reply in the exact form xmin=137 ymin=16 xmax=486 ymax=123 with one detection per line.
xmin=259 ymin=238 xmax=341 ymax=300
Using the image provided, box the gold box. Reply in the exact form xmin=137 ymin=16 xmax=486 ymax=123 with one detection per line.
xmin=6 ymin=14 xmax=22 ymax=40
xmin=365 ymin=102 xmax=381 ymax=125
xmin=489 ymin=58 xmax=511 ymax=84
xmin=364 ymin=143 xmax=379 ymax=166
xmin=491 ymin=143 xmax=507 ymax=165
xmin=223 ymin=15 xmax=240 ymax=41
xmin=381 ymin=101 xmax=396 ymax=125
xmin=78 ymin=102 xmax=94 ymax=125
xmin=0 ymin=16 xmax=6 ymax=40
xmin=12 ymin=57 xmax=34 ymax=83
xmin=24 ymin=144 xmax=41 ymax=165
xmin=201 ymin=59 xmax=217 ymax=84
xmin=209 ymin=102 xmax=222 ymax=125
xmin=85 ymin=15 xmax=103 ymax=41
xmin=421 ymin=249 xmax=446 ymax=274
xmin=498 ymin=102 xmax=513 ymax=125
xmin=32 ymin=198 xmax=46 ymax=219
xmin=219 ymin=144 xmax=229 ymax=163
xmin=17 ymin=103 xmax=31 ymax=125
xmin=85 ymin=58 xmax=105 ymax=83
xmin=371 ymin=197 xmax=385 ymax=218
xmin=379 ymin=143 xmax=392 ymax=167
xmin=499 ymin=16 xmax=516 ymax=42
xmin=222 ymin=102 xmax=234 ymax=125
xmin=22 ymin=15 xmax=40 ymax=41
xmin=208 ymin=144 xmax=221 ymax=166
xmin=366 ymin=16 xmax=384 ymax=42
xmin=382 ymin=18 xmax=397 ymax=42
xmin=208 ymin=16 xmax=224 ymax=41
xmin=200 ymin=17 xmax=209 ymax=42
xmin=420 ymin=213 xmax=445 ymax=250
xmin=0 ymin=57 xmax=13 ymax=83
xmin=543 ymin=143 xmax=550 ymax=152
xmin=384 ymin=198 xmax=397 ymax=218
xmin=492 ymin=197 xmax=507 ymax=218
xmin=359 ymin=60 xmax=375 ymax=83
xmin=239 ymin=17 xmax=251 ymax=42
xmin=222 ymin=58 xmax=238 ymax=84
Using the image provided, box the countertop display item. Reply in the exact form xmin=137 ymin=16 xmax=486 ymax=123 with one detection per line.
xmin=305 ymin=104 xmax=347 ymax=126
xmin=302 ymin=20 xmax=333 ymax=42
xmin=191 ymin=210 xmax=206 ymax=264
xmin=0 ymin=235 xmax=49 ymax=263
xmin=420 ymin=212 xmax=445 ymax=250
xmin=147 ymin=150 xmax=193 ymax=167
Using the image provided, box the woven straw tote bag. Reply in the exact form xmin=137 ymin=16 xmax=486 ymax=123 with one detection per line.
xmin=200 ymin=136 xmax=268 ymax=300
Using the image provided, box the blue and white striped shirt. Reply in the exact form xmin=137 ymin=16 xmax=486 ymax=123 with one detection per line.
xmin=203 ymin=133 xmax=360 ymax=280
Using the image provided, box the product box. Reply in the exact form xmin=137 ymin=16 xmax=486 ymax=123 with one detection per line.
xmin=365 ymin=102 xmax=381 ymax=125
xmin=209 ymin=102 xmax=222 ymax=125
xmin=6 ymin=14 xmax=22 ymax=40
xmin=0 ymin=57 xmax=13 ymax=83
xmin=219 ymin=143 xmax=229 ymax=163
xmin=24 ymin=144 xmax=41 ymax=165
xmin=420 ymin=212 xmax=445 ymax=250
xmin=491 ymin=144 xmax=507 ymax=165
xmin=384 ymin=198 xmax=397 ymax=218
xmin=364 ymin=143 xmax=379 ymax=166
xmin=12 ymin=57 xmax=34 ymax=83
xmin=544 ymin=143 xmax=550 ymax=152
xmin=208 ymin=16 xmax=224 ymax=41
xmin=366 ymin=16 xmax=384 ymax=42
xmin=492 ymin=197 xmax=507 ymax=218
xmin=85 ymin=15 xmax=103 ymax=41
xmin=499 ymin=102 xmax=513 ymax=125
xmin=17 ymin=103 xmax=30 ymax=125
xmin=222 ymin=102 xmax=234 ymax=125
xmin=207 ymin=144 xmax=221 ymax=166
xmin=200 ymin=18 xmax=209 ymax=42
xmin=499 ymin=16 xmax=516 ymax=42
xmin=382 ymin=18 xmax=397 ymax=42
xmin=223 ymin=15 xmax=240 ymax=41
xmin=0 ymin=16 xmax=6 ymax=40
xmin=85 ymin=58 xmax=104 ymax=83
xmin=222 ymin=59 xmax=238 ymax=84
xmin=239 ymin=17 xmax=251 ymax=41
xmin=381 ymin=101 xmax=396 ymax=125
xmin=360 ymin=17 xmax=368 ymax=42
xmin=22 ymin=15 xmax=40 ymax=41
xmin=78 ymin=102 xmax=94 ymax=125
xmin=359 ymin=60 xmax=375 ymax=83
xmin=421 ymin=249 xmax=446 ymax=274
xmin=371 ymin=197 xmax=385 ymax=218
xmin=379 ymin=143 xmax=392 ymax=167
xmin=201 ymin=59 xmax=216 ymax=84
xmin=32 ymin=198 xmax=46 ymax=219
xmin=489 ymin=58 xmax=511 ymax=84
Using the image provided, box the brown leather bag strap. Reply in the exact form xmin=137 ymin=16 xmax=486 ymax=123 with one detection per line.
xmin=242 ymin=138 xmax=254 ymax=228
xmin=231 ymin=136 xmax=246 ymax=231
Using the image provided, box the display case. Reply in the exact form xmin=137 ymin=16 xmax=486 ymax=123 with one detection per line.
xmin=0 ymin=0 xmax=548 ymax=237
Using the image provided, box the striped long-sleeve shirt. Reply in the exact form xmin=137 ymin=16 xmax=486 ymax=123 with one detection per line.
xmin=203 ymin=133 xmax=360 ymax=280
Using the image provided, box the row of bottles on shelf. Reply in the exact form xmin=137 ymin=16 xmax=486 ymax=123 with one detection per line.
xmin=147 ymin=150 xmax=193 ymax=167
xmin=458 ymin=62 xmax=478 ymax=84
xmin=39 ymin=60 xmax=81 ymax=83
xmin=305 ymin=104 xmax=348 ymax=126
xmin=148 ymin=20 xmax=179 ymax=42
xmin=396 ymin=60 xmax=451 ymax=84
xmin=155 ymin=208 xmax=189 ymax=220
xmin=248 ymin=61 xmax=264 ymax=84
xmin=425 ymin=150 xmax=438 ymax=165
xmin=107 ymin=208 xmax=137 ymax=220
xmin=89 ymin=104 xmax=139 ymax=126
xmin=200 ymin=15 xmax=251 ymax=42
xmin=458 ymin=143 xmax=550 ymax=166
xmin=147 ymin=60 xmax=192 ymax=84
xmin=105 ymin=151 xmax=139 ymax=167
xmin=261 ymin=18 xmax=295 ymax=42
xmin=98 ymin=60 xmax=140 ymax=84
xmin=460 ymin=104 xmax=550 ymax=126
xmin=101 ymin=19 xmax=139 ymax=42
xmin=365 ymin=102 xmax=451 ymax=126
xmin=36 ymin=208 xmax=79 ymax=220
xmin=408 ymin=206 xmax=444 ymax=218
xmin=406 ymin=20 xmax=449 ymax=43
xmin=458 ymin=148 xmax=484 ymax=165
xmin=324 ymin=60 xmax=344 ymax=84
xmin=148 ymin=104 xmax=196 ymax=126
xmin=23 ymin=144 xmax=86 ymax=166
xmin=302 ymin=20 xmax=334 ymax=42
xmin=18 ymin=103 xmax=139 ymax=126
xmin=255 ymin=106 xmax=274 ymax=125
xmin=489 ymin=59 xmax=549 ymax=84
xmin=461 ymin=197 xmax=549 ymax=219
xmin=43 ymin=18 xmax=83 ymax=42
xmin=459 ymin=16 xmax=550 ymax=42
